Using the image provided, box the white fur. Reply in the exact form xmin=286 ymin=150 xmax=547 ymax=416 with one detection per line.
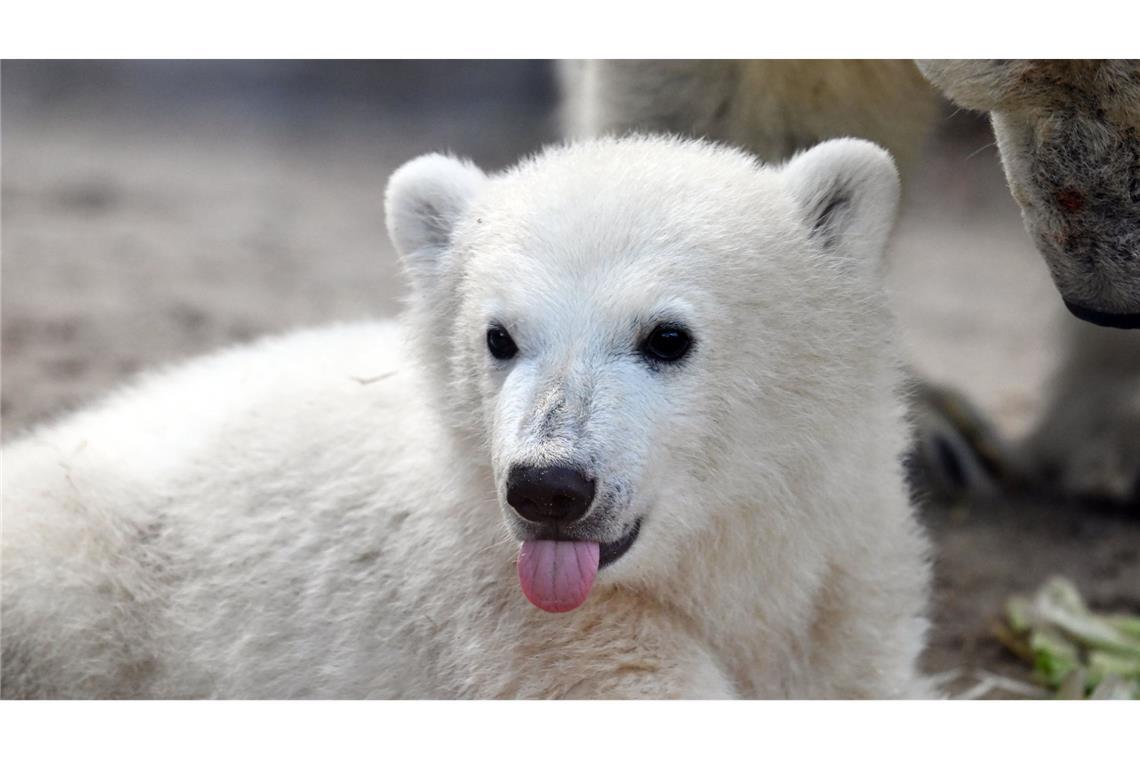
xmin=1 ymin=135 xmax=931 ymax=698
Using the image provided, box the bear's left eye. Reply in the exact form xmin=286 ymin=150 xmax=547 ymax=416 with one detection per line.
xmin=642 ymin=323 xmax=692 ymax=363
xmin=486 ymin=325 xmax=518 ymax=360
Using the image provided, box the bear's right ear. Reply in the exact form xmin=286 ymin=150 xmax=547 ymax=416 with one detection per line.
xmin=781 ymin=138 xmax=900 ymax=272
xmin=384 ymin=153 xmax=487 ymax=289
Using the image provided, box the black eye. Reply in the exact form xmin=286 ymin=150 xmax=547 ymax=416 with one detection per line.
xmin=642 ymin=323 xmax=692 ymax=363
xmin=486 ymin=325 xmax=518 ymax=360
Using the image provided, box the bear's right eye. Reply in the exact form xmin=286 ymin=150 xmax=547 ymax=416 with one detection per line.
xmin=486 ymin=325 xmax=518 ymax=360
xmin=642 ymin=323 xmax=692 ymax=364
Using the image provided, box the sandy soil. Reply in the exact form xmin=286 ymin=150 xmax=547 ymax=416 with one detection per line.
xmin=2 ymin=62 xmax=1137 ymax=698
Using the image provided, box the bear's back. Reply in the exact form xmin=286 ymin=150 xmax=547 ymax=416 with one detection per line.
xmin=1 ymin=320 xmax=477 ymax=697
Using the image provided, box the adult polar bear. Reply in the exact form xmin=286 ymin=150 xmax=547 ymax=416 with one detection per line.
xmin=562 ymin=60 xmax=1140 ymax=506
xmin=1 ymin=136 xmax=931 ymax=698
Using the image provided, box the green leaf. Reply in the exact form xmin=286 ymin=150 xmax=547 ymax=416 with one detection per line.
xmin=1030 ymin=627 xmax=1080 ymax=688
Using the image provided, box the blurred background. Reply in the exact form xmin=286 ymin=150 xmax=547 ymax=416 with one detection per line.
xmin=2 ymin=61 xmax=1137 ymax=697
xmin=2 ymin=61 xmax=559 ymax=426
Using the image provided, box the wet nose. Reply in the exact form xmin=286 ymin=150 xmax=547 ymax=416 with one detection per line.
xmin=506 ymin=464 xmax=596 ymax=525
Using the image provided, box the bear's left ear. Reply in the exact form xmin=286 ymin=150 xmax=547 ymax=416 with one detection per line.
xmin=781 ymin=138 xmax=900 ymax=269
xmin=385 ymin=153 xmax=487 ymax=290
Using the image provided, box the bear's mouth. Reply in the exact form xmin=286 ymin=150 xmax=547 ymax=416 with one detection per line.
xmin=516 ymin=518 xmax=642 ymax=613
xmin=522 ymin=517 xmax=642 ymax=569
xmin=599 ymin=518 xmax=641 ymax=569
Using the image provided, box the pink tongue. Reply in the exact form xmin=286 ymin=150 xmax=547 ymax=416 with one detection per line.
xmin=517 ymin=540 xmax=600 ymax=613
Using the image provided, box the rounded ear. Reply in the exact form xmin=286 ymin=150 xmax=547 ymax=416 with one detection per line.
xmin=384 ymin=153 xmax=486 ymax=290
xmin=781 ymin=138 xmax=900 ymax=269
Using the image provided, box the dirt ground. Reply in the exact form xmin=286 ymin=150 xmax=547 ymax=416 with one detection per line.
xmin=2 ymin=62 xmax=1137 ymax=698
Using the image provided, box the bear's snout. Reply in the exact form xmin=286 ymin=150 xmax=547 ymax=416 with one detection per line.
xmin=506 ymin=463 xmax=596 ymax=525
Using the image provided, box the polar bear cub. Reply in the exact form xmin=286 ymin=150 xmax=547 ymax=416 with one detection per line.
xmin=1 ymin=135 xmax=931 ymax=698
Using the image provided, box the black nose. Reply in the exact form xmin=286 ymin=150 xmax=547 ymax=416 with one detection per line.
xmin=506 ymin=464 xmax=596 ymax=525
xmin=1063 ymin=299 xmax=1140 ymax=329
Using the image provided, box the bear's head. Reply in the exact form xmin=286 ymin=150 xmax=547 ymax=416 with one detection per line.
xmin=918 ymin=60 xmax=1140 ymax=327
xmin=385 ymin=136 xmax=903 ymax=612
